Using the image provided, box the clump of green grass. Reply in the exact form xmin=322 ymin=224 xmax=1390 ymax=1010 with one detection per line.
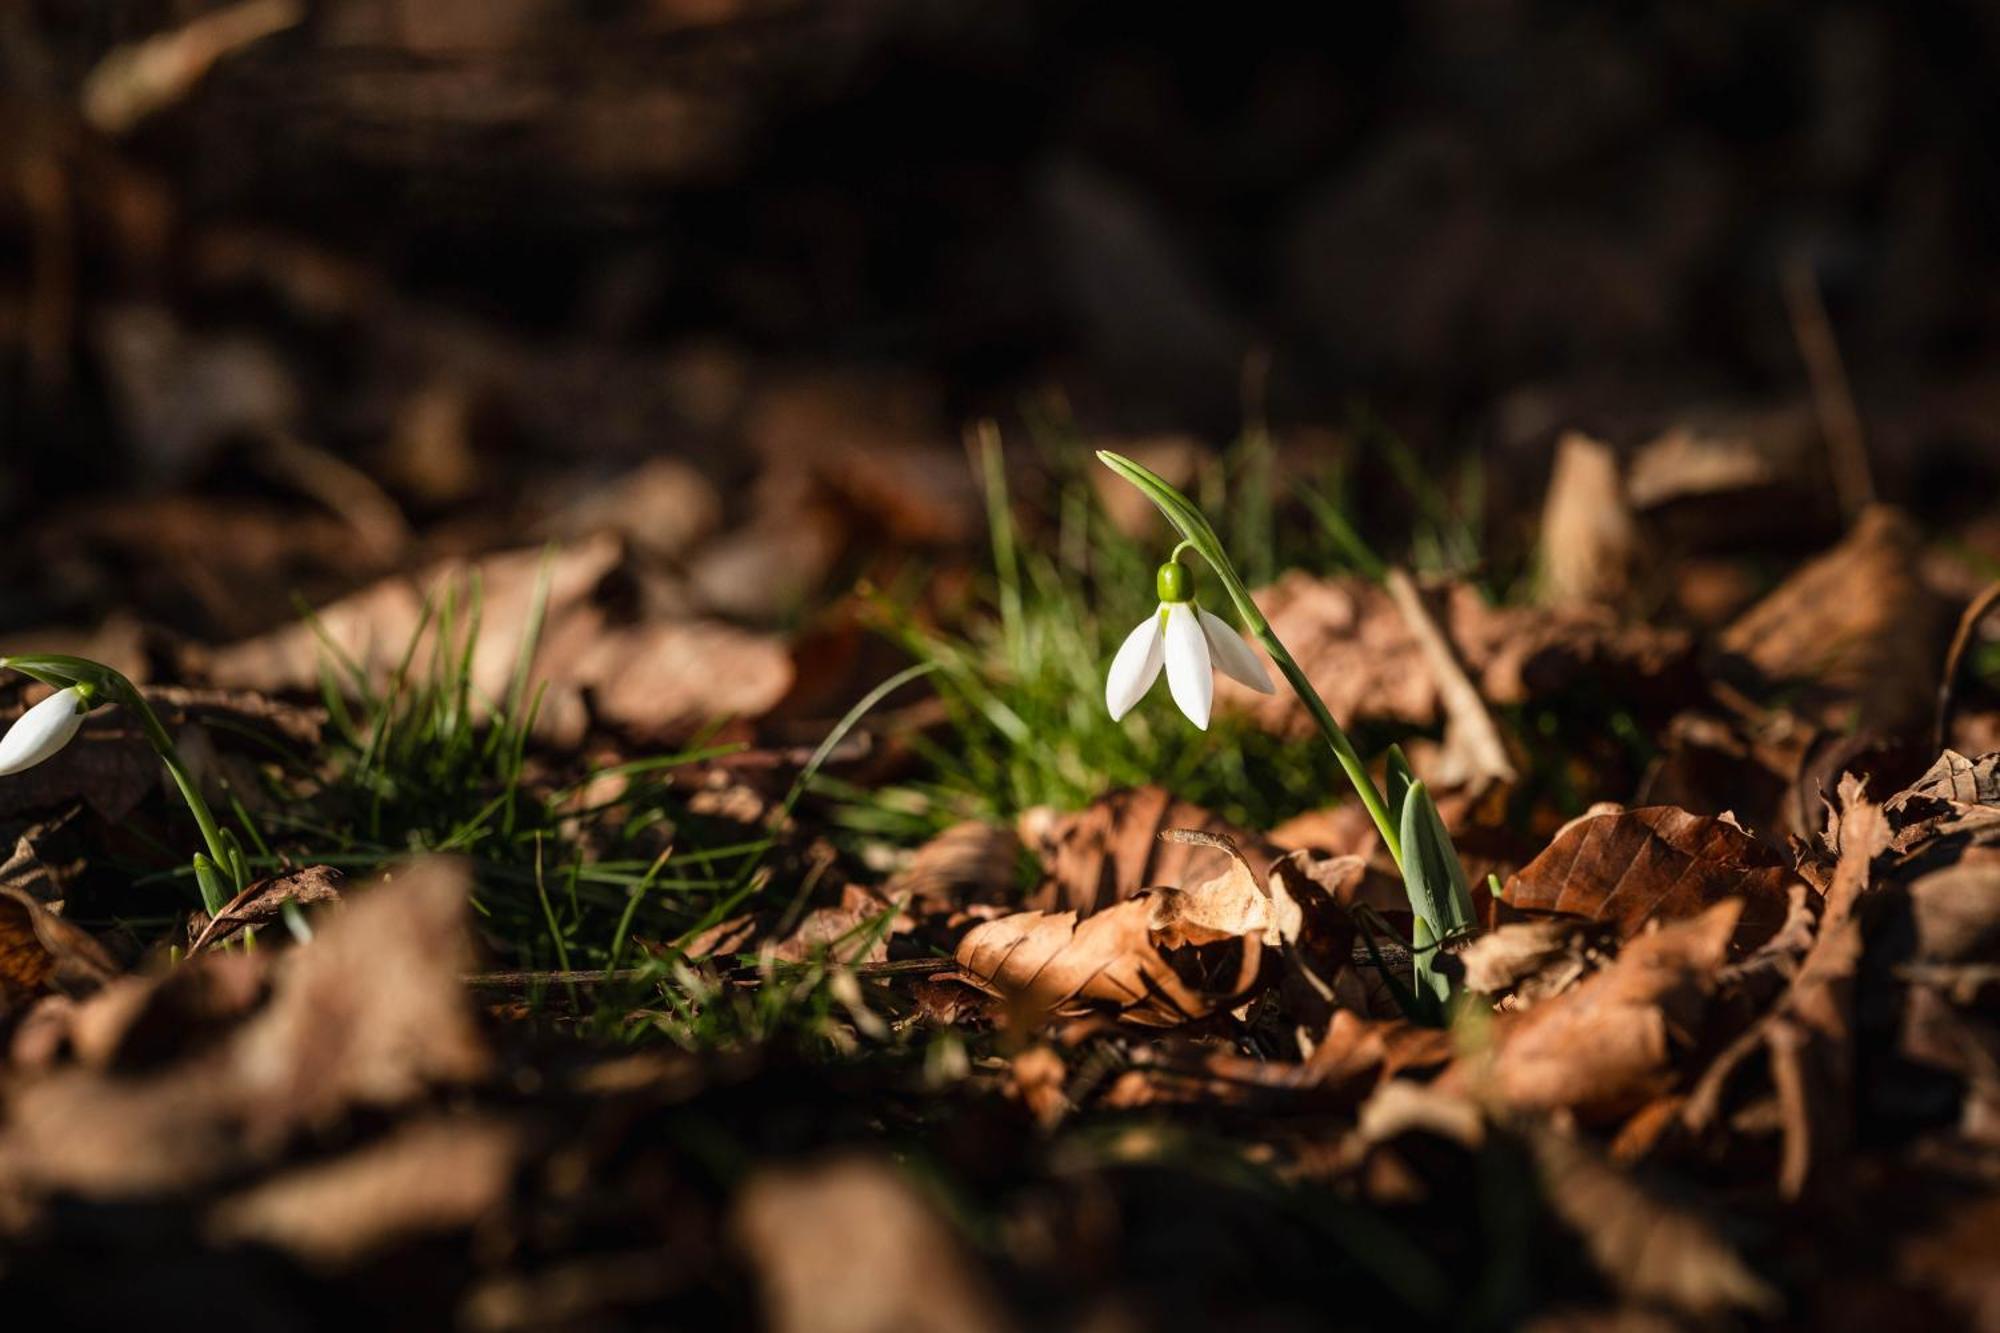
xmin=854 ymin=415 xmax=1483 ymax=836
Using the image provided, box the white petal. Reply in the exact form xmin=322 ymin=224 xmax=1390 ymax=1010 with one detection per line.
xmin=1104 ymin=612 xmax=1165 ymax=720
xmin=1198 ymin=608 xmax=1275 ymax=693
xmin=0 ymin=687 xmax=86 ymax=776
xmin=1161 ymin=603 xmax=1214 ymax=730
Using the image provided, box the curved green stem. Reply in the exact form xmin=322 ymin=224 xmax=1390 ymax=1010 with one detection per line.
xmin=2 ymin=653 xmax=240 ymax=909
xmin=1096 ymin=451 xmax=1403 ymax=866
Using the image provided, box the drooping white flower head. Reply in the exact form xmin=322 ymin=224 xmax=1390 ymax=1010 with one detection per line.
xmin=1105 ymin=561 xmax=1274 ymax=730
xmin=0 ymin=685 xmax=88 ymax=776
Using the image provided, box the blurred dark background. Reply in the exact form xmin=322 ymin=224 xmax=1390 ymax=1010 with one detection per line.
xmin=4 ymin=0 xmax=1999 ymax=636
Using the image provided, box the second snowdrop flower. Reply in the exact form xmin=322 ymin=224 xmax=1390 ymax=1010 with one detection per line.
xmin=1105 ymin=561 xmax=1274 ymax=730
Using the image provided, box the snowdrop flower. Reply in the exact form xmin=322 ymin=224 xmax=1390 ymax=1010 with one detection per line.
xmin=0 ymin=686 xmax=87 ymax=776
xmin=1106 ymin=561 xmax=1274 ymax=730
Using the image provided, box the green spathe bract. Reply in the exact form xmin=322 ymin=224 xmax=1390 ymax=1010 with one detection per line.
xmin=1094 ymin=450 xmax=1480 ymax=1020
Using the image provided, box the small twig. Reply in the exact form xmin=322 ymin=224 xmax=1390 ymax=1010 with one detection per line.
xmin=1385 ymin=568 xmax=1516 ymax=792
xmin=1783 ymin=253 xmax=1874 ymax=522
xmin=1934 ymin=580 xmax=2000 ymax=755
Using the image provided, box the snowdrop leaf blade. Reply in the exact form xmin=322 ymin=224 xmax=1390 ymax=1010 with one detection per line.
xmin=1196 ymin=608 xmax=1274 ymax=693
xmin=1161 ymin=604 xmax=1214 ymax=730
xmin=0 ymin=686 xmax=86 ymax=776
xmin=1105 ymin=614 xmax=1166 ymax=721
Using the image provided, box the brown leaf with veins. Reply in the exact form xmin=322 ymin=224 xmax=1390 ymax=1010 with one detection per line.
xmin=1018 ymin=787 xmax=1277 ymax=916
xmin=949 ymin=834 xmax=1289 ymax=1027
xmin=1502 ymin=805 xmax=1802 ymax=953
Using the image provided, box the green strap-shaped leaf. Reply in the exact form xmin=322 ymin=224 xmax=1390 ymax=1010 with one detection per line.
xmin=1398 ymin=778 xmax=1476 ymax=943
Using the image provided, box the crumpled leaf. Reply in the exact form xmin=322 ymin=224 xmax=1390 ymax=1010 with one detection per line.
xmin=947 ymin=834 xmax=1292 ymax=1027
xmin=1469 ymin=901 xmax=1742 ymax=1121
xmin=187 ymin=863 xmax=345 ymax=954
xmin=1501 ymin=805 xmax=1802 ymax=953
xmin=1018 ymin=787 xmax=1276 ymax=916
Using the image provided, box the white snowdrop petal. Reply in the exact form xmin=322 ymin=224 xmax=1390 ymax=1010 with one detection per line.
xmin=1161 ymin=603 xmax=1214 ymax=730
xmin=1104 ymin=613 xmax=1166 ymax=720
xmin=0 ymin=687 xmax=86 ymax=777
xmin=1198 ymin=608 xmax=1275 ymax=693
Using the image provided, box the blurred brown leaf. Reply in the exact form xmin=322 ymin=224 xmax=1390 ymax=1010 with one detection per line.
xmin=0 ymin=885 xmax=120 ymax=1020
xmin=1719 ymin=506 xmax=1952 ymax=734
xmin=1227 ymin=573 xmax=1692 ymax=735
xmin=732 ymin=1154 xmax=1011 ymax=1333
xmin=208 ymin=1114 xmax=518 ymax=1268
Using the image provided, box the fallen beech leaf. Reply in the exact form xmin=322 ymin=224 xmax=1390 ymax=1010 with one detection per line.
xmin=885 ymin=820 xmax=1022 ymax=912
xmin=0 ymin=885 xmax=120 ymax=1019
xmin=208 ymin=1114 xmax=519 ymax=1267
xmin=1019 ymin=787 xmax=1277 ymax=916
xmin=1502 ymin=805 xmax=1802 ymax=952
xmin=1476 ymin=901 xmax=1741 ymax=1121
xmin=235 ymin=857 xmax=490 ymax=1120
xmin=950 ymin=837 xmax=1286 ymax=1028
xmin=1532 ymin=1128 xmax=1778 ymax=1318
xmin=1718 ymin=506 xmax=1952 ymax=733
xmin=731 ymin=1154 xmax=1009 ymax=1333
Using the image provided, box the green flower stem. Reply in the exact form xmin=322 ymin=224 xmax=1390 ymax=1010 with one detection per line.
xmin=1 ymin=653 xmax=239 ymax=910
xmin=1097 ymin=451 xmax=1403 ymax=866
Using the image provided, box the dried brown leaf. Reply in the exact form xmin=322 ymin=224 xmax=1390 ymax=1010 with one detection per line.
xmin=0 ymin=886 xmax=121 ymax=1021
xmin=1718 ymin=506 xmax=1952 ymax=733
xmin=1476 ymin=901 xmax=1741 ymax=1121
xmin=1533 ymin=1129 xmax=1778 ymax=1319
xmin=207 ymin=1114 xmax=519 ymax=1267
xmin=1502 ymin=805 xmax=1802 ymax=952
xmin=1225 ymin=573 xmax=1692 ymax=736
xmin=731 ymin=1154 xmax=1010 ymax=1333
xmin=1018 ymin=787 xmax=1275 ymax=916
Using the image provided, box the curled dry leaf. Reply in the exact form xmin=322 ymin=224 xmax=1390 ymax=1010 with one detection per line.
xmin=948 ymin=834 xmax=1292 ymax=1027
xmin=188 ymin=863 xmax=345 ymax=953
xmin=731 ymin=1154 xmax=1011 ymax=1333
xmin=1469 ymin=900 xmax=1742 ymax=1122
xmin=1018 ymin=786 xmax=1276 ymax=916
xmin=1457 ymin=916 xmax=1614 ymax=1007
xmin=1501 ymin=805 xmax=1802 ymax=953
